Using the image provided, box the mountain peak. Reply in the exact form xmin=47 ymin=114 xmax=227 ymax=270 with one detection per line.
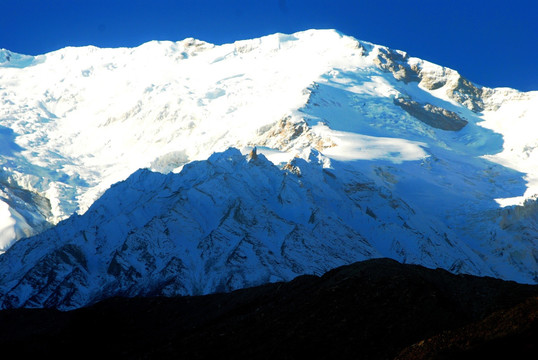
xmin=0 ymin=30 xmax=537 ymax=309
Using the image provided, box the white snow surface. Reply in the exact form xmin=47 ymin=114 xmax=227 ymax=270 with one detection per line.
xmin=1 ymin=31 xmax=370 ymax=237
xmin=0 ymin=30 xmax=537 ymax=308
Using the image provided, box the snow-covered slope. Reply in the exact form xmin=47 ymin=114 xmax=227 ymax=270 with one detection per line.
xmin=0 ymin=30 xmax=537 ymax=308
xmin=1 ymin=148 xmax=536 ymax=309
xmin=0 ymin=30 xmax=535 ymax=249
xmin=0 ymin=149 xmax=510 ymax=309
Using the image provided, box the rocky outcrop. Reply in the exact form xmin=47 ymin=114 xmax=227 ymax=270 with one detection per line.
xmin=371 ymin=45 xmax=485 ymax=113
xmin=254 ymin=116 xmax=336 ymax=151
xmin=370 ymin=45 xmax=530 ymax=113
xmin=373 ymin=47 xmax=420 ymax=83
xmin=394 ymin=97 xmax=468 ymax=131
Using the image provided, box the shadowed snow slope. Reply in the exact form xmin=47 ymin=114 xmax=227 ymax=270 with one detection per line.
xmin=0 ymin=149 xmax=536 ymax=310
xmin=0 ymin=30 xmax=537 ymax=308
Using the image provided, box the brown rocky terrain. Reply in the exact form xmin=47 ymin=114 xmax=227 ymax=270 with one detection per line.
xmin=393 ymin=97 xmax=468 ymax=131
xmin=396 ymin=295 xmax=538 ymax=359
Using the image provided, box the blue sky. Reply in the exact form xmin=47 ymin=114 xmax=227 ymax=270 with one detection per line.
xmin=1 ymin=0 xmax=536 ymax=91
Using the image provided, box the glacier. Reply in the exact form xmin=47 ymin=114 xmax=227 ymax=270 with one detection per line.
xmin=0 ymin=29 xmax=537 ymax=308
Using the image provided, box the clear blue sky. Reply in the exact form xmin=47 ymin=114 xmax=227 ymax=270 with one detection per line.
xmin=1 ymin=0 xmax=536 ymax=91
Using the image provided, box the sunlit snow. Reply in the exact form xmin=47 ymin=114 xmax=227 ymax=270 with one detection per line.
xmin=0 ymin=29 xmax=537 ymax=270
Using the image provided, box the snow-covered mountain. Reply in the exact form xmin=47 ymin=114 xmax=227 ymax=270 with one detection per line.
xmin=0 ymin=29 xmax=537 ymax=309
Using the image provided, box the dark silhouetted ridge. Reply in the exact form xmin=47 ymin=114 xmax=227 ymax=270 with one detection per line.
xmin=0 ymin=258 xmax=536 ymax=359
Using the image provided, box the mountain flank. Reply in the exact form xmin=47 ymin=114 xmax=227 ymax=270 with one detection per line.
xmin=1 ymin=30 xmax=537 ymax=296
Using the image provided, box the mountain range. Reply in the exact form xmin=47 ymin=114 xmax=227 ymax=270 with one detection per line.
xmin=0 ymin=29 xmax=537 ymax=309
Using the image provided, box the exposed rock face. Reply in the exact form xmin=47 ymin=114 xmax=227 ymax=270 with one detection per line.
xmin=373 ymin=47 xmax=420 ymax=84
xmin=254 ymin=116 xmax=336 ymax=152
xmin=445 ymin=75 xmax=485 ymax=112
xmin=394 ymin=97 xmax=468 ymax=131
xmin=371 ymin=46 xmax=532 ymax=114
xmin=371 ymin=45 xmax=486 ymax=112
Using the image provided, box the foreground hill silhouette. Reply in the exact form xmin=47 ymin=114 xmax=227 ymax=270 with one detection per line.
xmin=396 ymin=295 xmax=538 ymax=359
xmin=0 ymin=258 xmax=536 ymax=359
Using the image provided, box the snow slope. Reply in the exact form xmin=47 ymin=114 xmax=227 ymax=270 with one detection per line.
xmin=0 ymin=30 xmax=536 ymax=248
xmin=0 ymin=30 xmax=537 ymax=308
xmin=0 ymin=149 xmax=507 ymax=309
